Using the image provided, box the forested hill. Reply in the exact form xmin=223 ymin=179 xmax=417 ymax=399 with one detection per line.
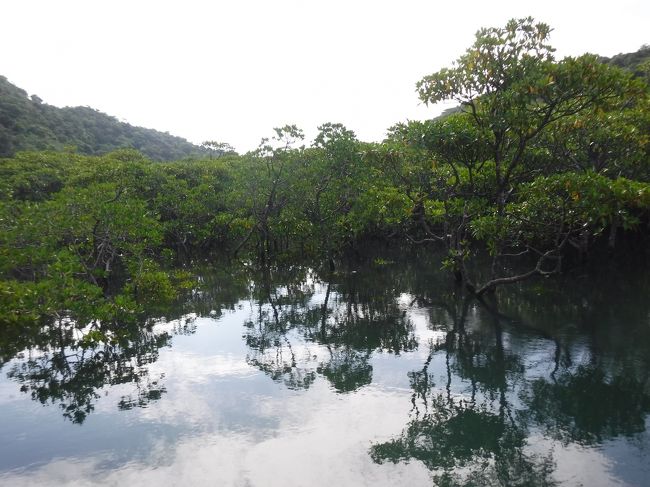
xmin=0 ymin=76 xmax=206 ymax=160
xmin=601 ymin=45 xmax=650 ymax=82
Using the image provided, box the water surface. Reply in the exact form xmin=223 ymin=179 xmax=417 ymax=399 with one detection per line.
xmin=1 ymin=252 xmax=649 ymax=486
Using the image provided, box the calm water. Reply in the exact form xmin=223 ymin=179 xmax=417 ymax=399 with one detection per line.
xmin=1 ymin=251 xmax=649 ymax=486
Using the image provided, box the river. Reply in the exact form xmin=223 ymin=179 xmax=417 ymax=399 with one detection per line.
xmin=1 ymin=249 xmax=649 ymax=486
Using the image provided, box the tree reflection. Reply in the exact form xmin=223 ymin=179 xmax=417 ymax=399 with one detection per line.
xmin=1 ymin=261 xmax=252 ymax=423
xmin=317 ymin=347 xmax=372 ymax=393
xmin=502 ymin=265 xmax=650 ymax=445
xmin=522 ymin=363 xmax=650 ymax=445
xmin=370 ymin=287 xmax=558 ymax=486
xmin=243 ymin=264 xmax=319 ymax=390
xmin=369 ymin=257 xmax=650 ymax=486
xmin=6 ymin=319 xmax=172 ymax=423
xmin=242 ymin=261 xmax=418 ymax=393
xmin=372 ymin=393 xmax=557 ymax=486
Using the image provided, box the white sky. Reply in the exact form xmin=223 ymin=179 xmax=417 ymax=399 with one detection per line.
xmin=2 ymin=0 xmax=649 ymax=152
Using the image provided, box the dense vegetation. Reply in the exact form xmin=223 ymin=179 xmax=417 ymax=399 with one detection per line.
xmin=601 ymin=44 xmax=650 ymax=83
xmin=0 ymin=76 xmax=206 ymax=160
xmin=1 ymin=18 xmax=649 ymax=338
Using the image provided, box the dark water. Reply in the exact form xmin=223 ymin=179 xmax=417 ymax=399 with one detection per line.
xmin=1 ymin=251 xmax=649 ymax=486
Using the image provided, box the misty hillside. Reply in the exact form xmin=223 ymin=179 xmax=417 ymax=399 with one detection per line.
xmin=0 ymin=76 xmax=206 ymax=160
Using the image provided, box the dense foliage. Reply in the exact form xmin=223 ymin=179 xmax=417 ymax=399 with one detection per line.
xmin=601 ymin=44 xmax=650 ymax=83
xmin=1 ymin=18 xmax=649 ymax=336
xmin=0 ymin=76 xmax=206 ymax=160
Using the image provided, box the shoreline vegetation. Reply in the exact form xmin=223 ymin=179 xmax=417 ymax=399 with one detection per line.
xmin=1 ymin=18 xmax=649 ymax=333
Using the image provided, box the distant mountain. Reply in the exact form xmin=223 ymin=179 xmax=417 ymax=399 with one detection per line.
xmin=0 ymin=76 xmax=206 ymax=160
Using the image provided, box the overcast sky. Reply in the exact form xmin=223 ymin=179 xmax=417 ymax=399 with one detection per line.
xmin=2 ymin=0 xmax=649 ymax=152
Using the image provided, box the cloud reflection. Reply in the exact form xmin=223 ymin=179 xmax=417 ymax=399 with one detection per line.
xmin=1 ymin=387 xmax=431 ymax=487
